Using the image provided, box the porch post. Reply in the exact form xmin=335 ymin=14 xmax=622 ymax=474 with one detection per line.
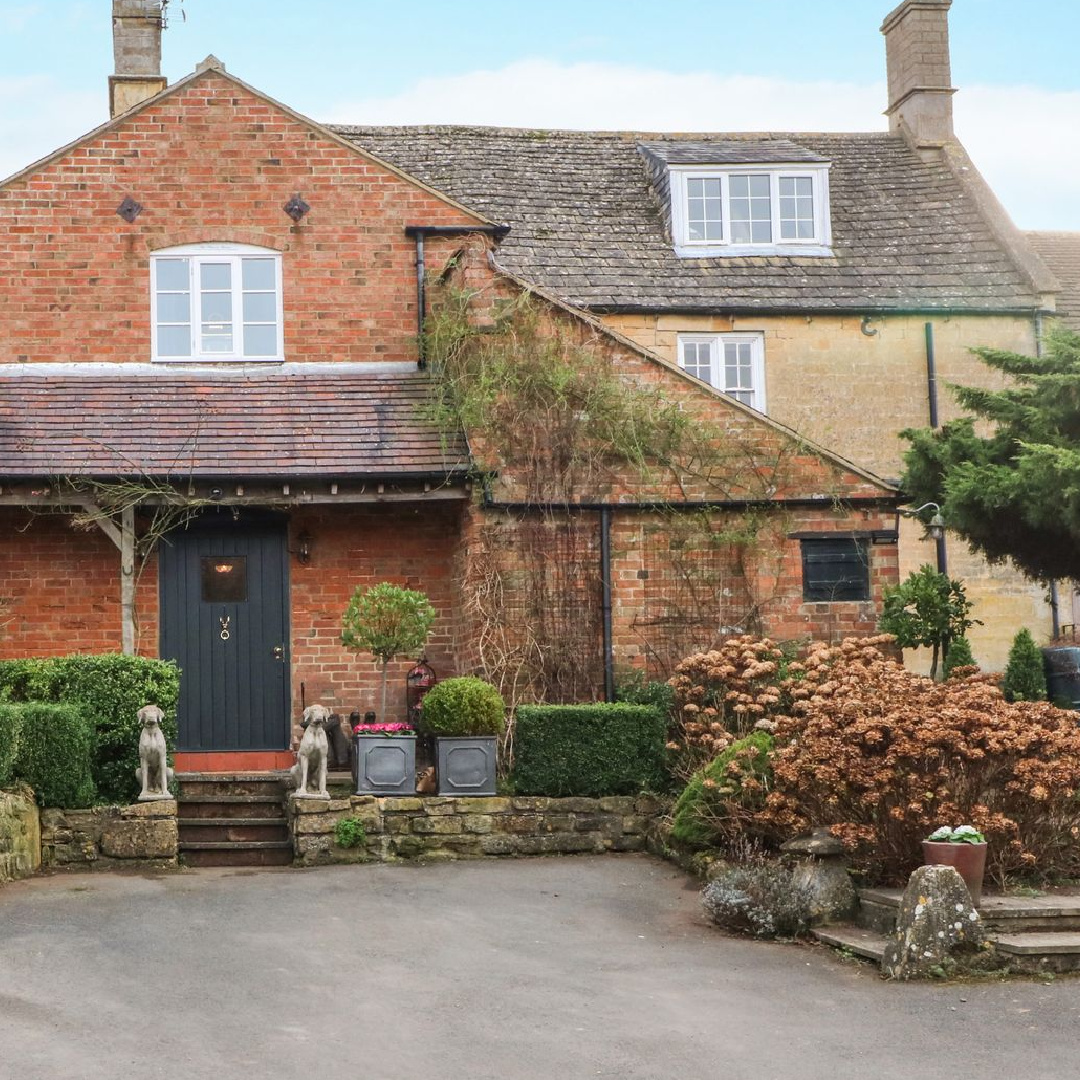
xmin=121 ymin=505 xmax=136 ymax=655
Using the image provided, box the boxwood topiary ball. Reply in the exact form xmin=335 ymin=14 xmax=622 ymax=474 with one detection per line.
xmin=420 ymin=677 xmax=506 ymax=737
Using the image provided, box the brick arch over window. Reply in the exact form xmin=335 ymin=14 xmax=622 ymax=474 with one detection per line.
xmin=150 ymin=242 xmax=284 ymax=362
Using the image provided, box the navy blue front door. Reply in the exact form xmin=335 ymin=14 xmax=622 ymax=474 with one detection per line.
xmin=159 ymin=518 xmax=290 ymax=751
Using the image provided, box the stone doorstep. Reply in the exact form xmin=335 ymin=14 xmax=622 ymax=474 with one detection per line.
xmin=992 ymin=933 xmax=1080 ymax=956
xmin=812 ymin=926 xmax=888 ymax=963
xmin=859 ymin=888 xmax=1080 ymax=930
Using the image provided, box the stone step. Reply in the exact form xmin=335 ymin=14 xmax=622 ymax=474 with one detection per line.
xmin=177 ymin=773 xmax=287 ymax=798
xmin=180 ymin=839 xmax=294 ymax=868
xmin=858 ymin=888 xmax=1080 ymax=934
xmin=178 ymin=795 xmax=285 ymax=819
xmin=178 ymin=819 xmax=290 ymax=844
xmin=812 ymin=925 xmax=888 ymax=963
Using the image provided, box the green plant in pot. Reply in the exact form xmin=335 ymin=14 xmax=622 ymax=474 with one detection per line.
xmin=922 ymin=825 xmax=987 ymax=905
xmin=419 ymin=676 xmax=505 ymax=796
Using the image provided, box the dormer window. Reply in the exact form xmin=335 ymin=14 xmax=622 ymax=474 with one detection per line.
xmin=151 ymin=243 xmax=283 ymax=362
xmin=669 ymin=164 xmax=832 ymax=257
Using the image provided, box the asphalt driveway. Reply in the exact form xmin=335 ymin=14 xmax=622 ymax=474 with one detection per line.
xmin=1 ymin=854 xmax=1077 ymax=1080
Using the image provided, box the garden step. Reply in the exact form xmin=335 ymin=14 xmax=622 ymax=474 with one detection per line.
xmin=811 ymin=925 xmax=887 ymax=963
xmin=178 ymin=795 xmax=285 ymax=819
xmin=180 ymin=841 xmax=294 ymax=868
xmin=178 ymin=819 xmax=290 ymax=844
xmin=991 ymin=932 xmax=1080 ymax=956
xmin=177 ymin=773 xmax=288 ymax=798
xmin=858 ymin=888 xmax=1080 ymax=934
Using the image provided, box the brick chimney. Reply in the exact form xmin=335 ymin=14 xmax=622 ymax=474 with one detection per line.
xmin=109 ymin=0 xmax=168 ymax=118
xmin=880 ymin=0 xmax=956 ymax=148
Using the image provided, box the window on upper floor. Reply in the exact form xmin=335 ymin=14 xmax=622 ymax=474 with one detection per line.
xmin=669 ymin=165 xmax=831 ymax=257
xmin=800 ymin=538 xmax=870 ymax=603
xmin=150 ymin=243 xmax=283 ymax=362
xmin=677 ymin=332 xmax=766 ymax=412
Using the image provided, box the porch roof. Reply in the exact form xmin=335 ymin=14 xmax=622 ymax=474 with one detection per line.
xmin=0 ymin=368 xmax=469 ymax=480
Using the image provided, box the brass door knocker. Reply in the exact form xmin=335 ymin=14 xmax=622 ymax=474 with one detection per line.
xmin=219 ymin=615 xmax=231 ymax=641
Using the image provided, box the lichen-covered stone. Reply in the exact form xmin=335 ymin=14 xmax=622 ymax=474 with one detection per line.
xmin=882 ymin=865 xmax=985 ymax=980
xmin=381 ymin=797 xmax=424 ymax=813
xmin=780 ymin=827 xmax=845 ymax=858
xmin=790 ymin=859 xmax=856 ymax=925
xmin=453 ymin=797 xmax=510 ymax=815
xmin=0 ymin=791 xmax=40 ymax=881
xmin=634 ymin=793 xmax=666 ymax=816
xmin=460 ymin=814 xmax=494 ymax=834
xmin=100 ymin=816 xmax=178 ymax=860
xmin=548 ymin=797 xmax=601 ymax=813
xmin=479 ymin=834 xmax=517 ymax=856
xmin=411 ymin=816 xmax=463 ymax=835
xmin=118 ymin=799 xmax=178 ymax=819
xmin=510 ymin=797 xmax=548 ymax=812
xmin=500 ymin=815 xmax=540 ymax=835
xmin=598 ymin=797 xmax=635 ymax=814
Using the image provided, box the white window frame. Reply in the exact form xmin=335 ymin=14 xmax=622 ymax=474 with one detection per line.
xmin=669 ymin=164 xmax=832 ymax=258
xmin=677 ymin=332 xmax=767 ymax=412
xmin=150 ymin=242 xmax=284 ymax=363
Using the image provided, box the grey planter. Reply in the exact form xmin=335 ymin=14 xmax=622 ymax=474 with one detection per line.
xmin=354 ymin=735 xmax=416 ymax=795
xmin=436 ymin=735 xmax=498 ymax=796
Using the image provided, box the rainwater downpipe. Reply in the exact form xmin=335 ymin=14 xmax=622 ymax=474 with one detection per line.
xmin=599 ymin=506 xmax=615 ymax=703
xmin=1034 ymin=312 xmax=1063 ymax=637
xmin=924 ymin=321 xmax=948 ymax=575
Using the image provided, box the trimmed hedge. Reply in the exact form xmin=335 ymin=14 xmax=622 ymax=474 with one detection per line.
xmin=0 ymin=702 xmax=96 ymax=808
xmin=421 ymin=676 xmax=506 ymax=737
xmin=0 ymin=654 xmax=180 ymax=804
xmin=512 ymin=703 xmax=666 ymax=797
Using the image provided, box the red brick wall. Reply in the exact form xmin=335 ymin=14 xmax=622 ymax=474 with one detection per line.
xmin=0 ymin=71 xmax=483 ymax=366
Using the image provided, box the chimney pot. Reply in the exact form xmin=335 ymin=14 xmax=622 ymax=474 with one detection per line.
xmin=880 ymin=0 xmax=956 ymax=148
xmin=110 ymin=0 xmax=167 ymax=118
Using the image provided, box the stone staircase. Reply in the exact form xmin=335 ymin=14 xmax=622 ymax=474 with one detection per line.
xmin=815 ymin=888 xmax=1080 ymax=974
xmin=177 ymin=773 xmax=293 ymax=867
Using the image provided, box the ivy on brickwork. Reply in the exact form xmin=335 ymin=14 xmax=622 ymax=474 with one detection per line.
xmin=421 ymin=279 xmax=834 ymax=702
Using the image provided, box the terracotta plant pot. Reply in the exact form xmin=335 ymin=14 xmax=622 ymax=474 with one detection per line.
xmin=921 ymin=841 xmax=987 ymax=905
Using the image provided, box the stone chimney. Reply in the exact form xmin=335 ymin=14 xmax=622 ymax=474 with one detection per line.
xmin=880 ymin=0 xmax=956 ymax=148
xmin=109 ymin=0 xmax=168 ymax=118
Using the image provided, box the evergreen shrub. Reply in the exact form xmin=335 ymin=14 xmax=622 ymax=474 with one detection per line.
xmin=0 ymin=654 xmax=180 ymax=804
xmin=0 ymin=702 xmax=96 ymax=808
xmin=512 ymin=703 xmax=666 ymax=797
xmin=420 ymin=676 xmax=506 ymax=737
xmin=1002 ymin=628 xmax=1048 ymax=702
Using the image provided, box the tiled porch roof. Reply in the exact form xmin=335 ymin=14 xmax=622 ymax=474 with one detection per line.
xmin=0 ymin=367 xmax=469 ymax=480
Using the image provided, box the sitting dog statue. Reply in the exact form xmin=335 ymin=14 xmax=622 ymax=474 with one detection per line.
xmin=288 ymin=704 xmax=331 ymax=798
xmin=134 ymin=704 xmax=174 ymax=801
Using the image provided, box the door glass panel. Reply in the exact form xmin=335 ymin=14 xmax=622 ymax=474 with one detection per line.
xmin=201 ymin=556 xmax=248 ymax=602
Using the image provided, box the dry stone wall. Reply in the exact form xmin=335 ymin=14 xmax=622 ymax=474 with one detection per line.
xmin=290 ymin=794 xmax=666 ymax=865
xmin=0 ymin=790 xmax=41 ymax=882
xmin=40 ymin=800 xmax=178 ymax=868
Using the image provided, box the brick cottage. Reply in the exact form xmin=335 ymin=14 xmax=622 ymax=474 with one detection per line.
xmin=0 ymin=3 xmax=902 ymax=771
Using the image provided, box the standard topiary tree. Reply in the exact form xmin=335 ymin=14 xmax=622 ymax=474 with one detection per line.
xmin=341 ymin=582 xmax=437 ymax=722
xmin=419 ymin=676 xmax=506 ymax=737
xmin=878 ymin=565 xmax=978 ymax=680
xmin=942 ymin=635 xmax=976 ymax=678
xmin=1002 ymin=628 xmax=1047 ymax=702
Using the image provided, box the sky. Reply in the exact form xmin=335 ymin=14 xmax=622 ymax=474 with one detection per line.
xmin=1 ymin=0 xmax=1078 ymax=230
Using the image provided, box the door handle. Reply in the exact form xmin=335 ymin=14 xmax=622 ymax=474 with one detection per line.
xmin=272 ymin=645 xmax=285 ymax=661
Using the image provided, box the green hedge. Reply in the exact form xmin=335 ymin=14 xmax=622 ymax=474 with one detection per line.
xmin=0 ymin=654 xmax=180 ymax=804
xmin=0 ymin=702 xmax=96 ymax=808
xmin=512 ymin=703 xmax=666 ymax=797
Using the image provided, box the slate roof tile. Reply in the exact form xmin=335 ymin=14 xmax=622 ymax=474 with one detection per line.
xmin=1027 ymin=232 xmax=1080 ymax=330
xmin=0 ymin=371 xmax=467 ymax=479
xmin=334 ymin=126 xmax=1038 ymax=313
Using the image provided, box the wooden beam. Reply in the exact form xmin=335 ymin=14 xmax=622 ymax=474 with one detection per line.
xmin=76 ymin=499 xmax=123 ymax=550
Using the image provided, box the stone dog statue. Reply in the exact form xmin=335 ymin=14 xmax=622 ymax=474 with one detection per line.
xmin=288 ymin=704 xmax=331 ymax=798
xmin=135 ymin=704 xmax=174 ymax=801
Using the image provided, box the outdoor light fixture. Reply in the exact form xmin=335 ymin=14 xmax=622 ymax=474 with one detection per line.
xmin=900 ymin=501 xmax=946 ymax=541
xmin=295 ymin=531 xmax=312 ymax=565
xmin=283 ymin=193 xmax=310 ymax=222
xmin=116 ymin=195 xmax=143 ymax=223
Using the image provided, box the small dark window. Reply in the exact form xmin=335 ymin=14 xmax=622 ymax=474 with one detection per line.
xmin=201 ymin=556 xmax=248 ymax=602
xmin=801 ymin=539 xmax=869 ymax=602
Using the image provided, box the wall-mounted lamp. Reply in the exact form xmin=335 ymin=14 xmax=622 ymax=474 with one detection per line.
xmin=295 ymin=531 xmax=312 ymax=565
xmin=283 ymin=193 xmax=310 ymax=223
xmin=860 ymin=315 xmax=879 ymax=337
xmin=116 ymin=196 xmax=143 ymax=223
xmin=900 ymin=501 xmax=946 ymax=541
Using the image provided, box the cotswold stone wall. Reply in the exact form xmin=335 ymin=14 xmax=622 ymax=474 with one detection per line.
xmin=290 ymin=794 xmax=666 ymax=865
xmin=40 ymin=801 xmax=178 ymax=868
xmin=0 ymin=790 xmax=41 ymax=883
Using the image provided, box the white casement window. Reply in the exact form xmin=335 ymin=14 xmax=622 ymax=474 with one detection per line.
xmin=151 ymin=243 xmax=283 ymax=362
xmin=678 ymin=333 xmax=766 ymax=412
xmin=670 ymin=165 xmax=831 ymax=257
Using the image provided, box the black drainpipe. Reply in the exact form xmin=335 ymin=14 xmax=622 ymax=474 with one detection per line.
xmin=404 ymin=224 xmax=511 ymax=369
xmin=1033 ymin=311 xmax=1062 ymax=638
xmin=599 ymin=506 xmax=614 ymax=703
xmin=924 ymin=321 xmax=948 ymax=574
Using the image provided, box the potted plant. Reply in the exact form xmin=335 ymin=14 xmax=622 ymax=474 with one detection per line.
xmin=922 ymin=825 xmax=988 ymax=905
xmin=352 ymin=719 xmax=417 ymax=795
xmin=419 ymin=676 xmax=505 ymax=796
xmin=341 ymin=582 xmax=437 ymax=723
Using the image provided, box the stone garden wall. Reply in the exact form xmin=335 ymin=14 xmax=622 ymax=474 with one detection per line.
xmin=40 ymin=800 xmax=178 ymax=868
xmin=0 ymin=790 xmax=41 ymax=883
xmin=290 ymin=794 xmax=666 ymax=865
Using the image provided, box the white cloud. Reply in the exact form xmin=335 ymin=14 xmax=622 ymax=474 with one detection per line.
xmin=325 ymin=59 xmax=1080 ymax=231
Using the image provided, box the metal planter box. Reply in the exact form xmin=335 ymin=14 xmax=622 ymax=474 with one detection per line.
xmin=354 ymin=735 xmax=416 ymax=795
xmin=436 ymin=735 xmax=498 ymax=796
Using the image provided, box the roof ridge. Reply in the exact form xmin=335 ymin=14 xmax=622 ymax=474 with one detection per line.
xmin=328 ymin=123 xmax=897 ymax=141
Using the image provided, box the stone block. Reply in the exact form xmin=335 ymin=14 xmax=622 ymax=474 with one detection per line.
xmin=511 ymin=797 xmax=549 ymax=812
xmin=598 ymin=797 xmax=635 ymax=814
xmin=622 ymin=815 xmax=647 ymax=835
xmin=514 ymin=834 xmax=603 ymax=856
xmin=381 ymin=797 xmax=424 ymax=813
xmin=100 ymin=816 xmax=178 ymax=860
xmin=633 ymin=794 xmax=667 ymax=816
xmin=538 ymin=814 xmax=575 ymax=834
xmin=546 ymin=797 xmax=601 ymax=813
xmin=461 ymin=814 xmax=494 ymax=834
xmin=0 ymin=791 xmax=40 ymax=881
xmin=119 ymin=799 xmax=177 ymax=819
xmin=423 ymin=801 xmax=458 ymax=816
xmin=610 ymin=835 xmax=646 ymax=852
xmin=500 ymin=815 xmax=540 ymax=835
xmin=411 ymin=817 xmax=463 ymax=835
xmin=383 ymin=815 xmax=413 ymax=834
xmin=452 ymin=797 xmax=509 ymax=815
xmin=392 ymin=836 xmax=428 ymax=858
xmin=479 ymin=834 xmax=517 ymax=856
xmin=573 ymin=814 xmax=607 ymax=833
xmin=296 ymin=834 xmax=331 ymax=856
xmin=350 ymin=795 xmax=379 ymax=812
